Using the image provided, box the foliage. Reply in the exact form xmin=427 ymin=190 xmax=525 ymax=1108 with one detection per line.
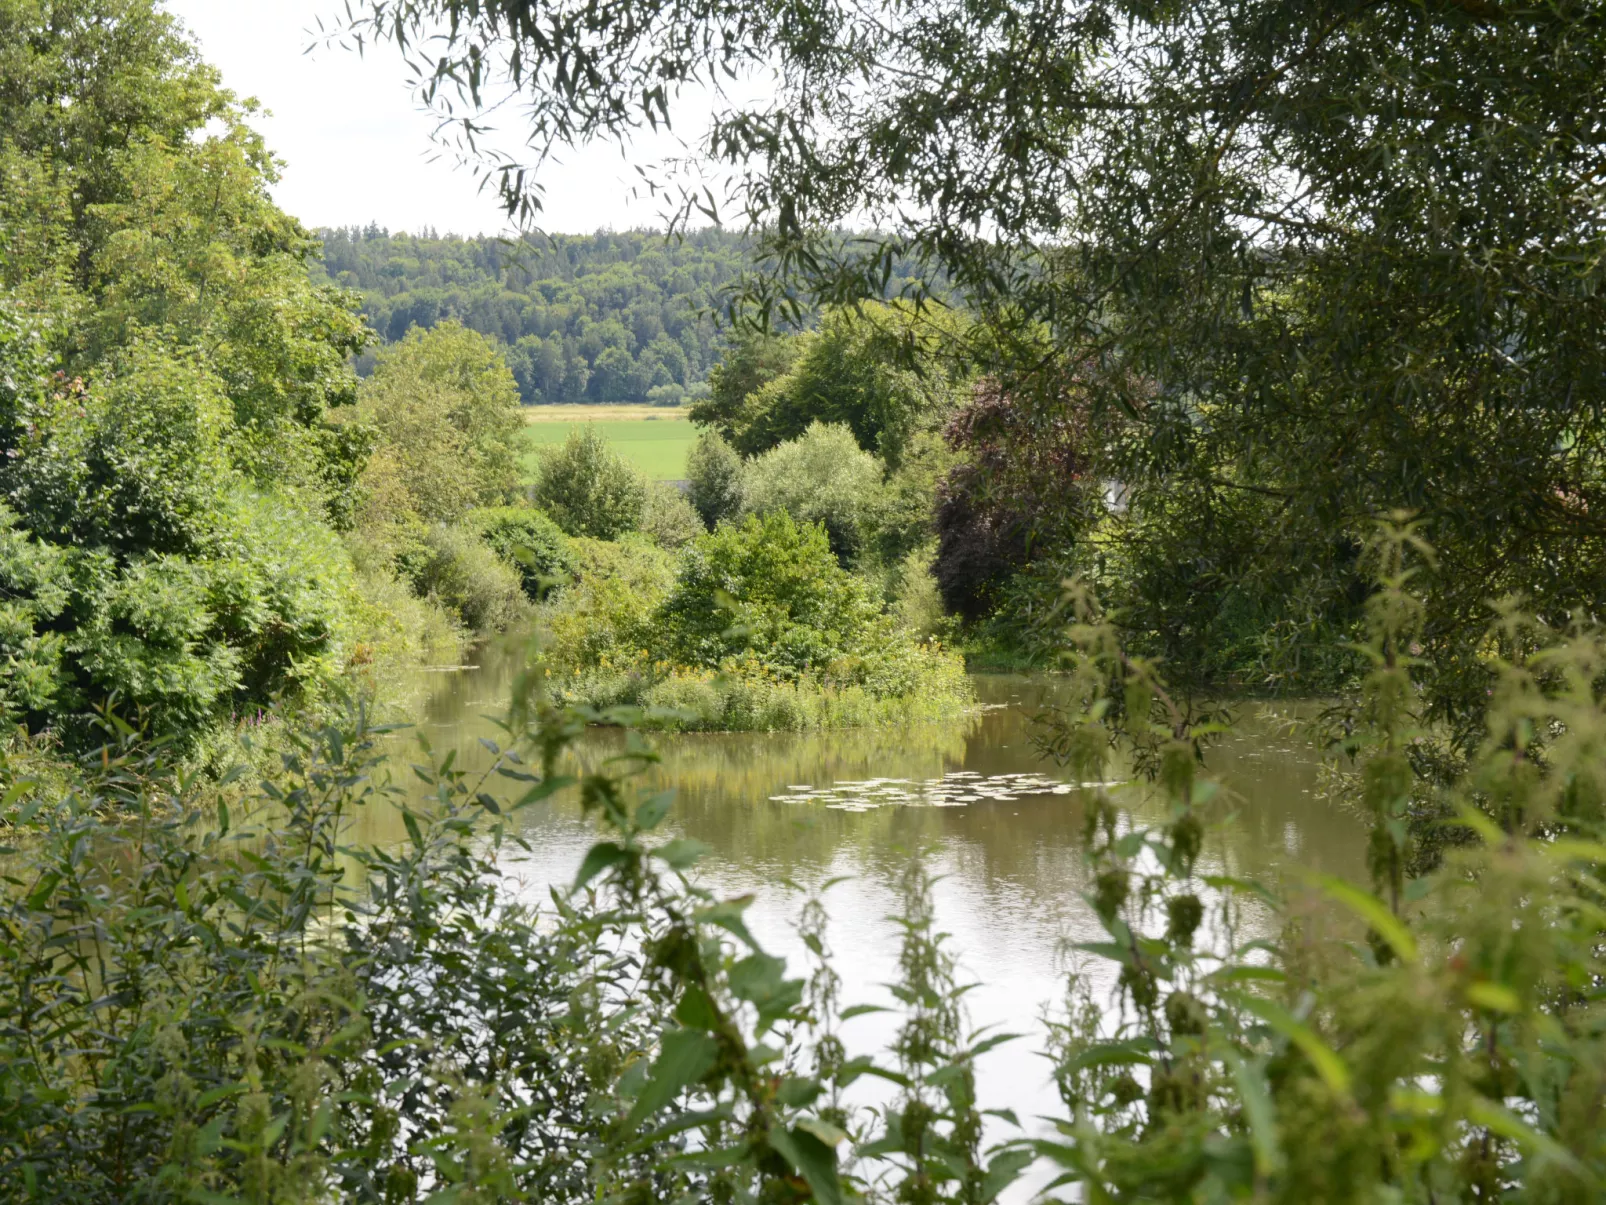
xmin=1093 ymin=481 xmax=1369 ymax=696
xmin=657 ymin=511 xmax=882 ymax=674
xmin=350 ymin=319 xmax=524 ymax=530
xmin=870 ymin=430 xmax=953 ymax=573
xmin=685 ymin=428 xmax=744 ymax=530
xmin=531 ymin=425 xmax=648 ymax=540
xmin=406 ymin=523 xmax=532 ymax=634
xmin=888 ymin=542 xmax=951 ymax=643
xmin=1 ymin=0 xmax=369 ymax=516
xmin=8 ymin=516 xmax=1606 ymax=1199
xmin=347 ymin=0 xmax=1606 ymax=725
xmin=0 ymin=695 xmax=622 ymax=1202
xmin=536 ymin=511 xmax=972 ymax=730
xmin=0 ymin=487 xmax=367 ymax=743
xmin=692 ymin=303 xmax=971 ymax=463
xmin=740 ymin=423 xmax=886 ymax=564
xmin=536 ymin=534 xmax=678 ymax=674
xmin=692 ymin=324 xmax=802 ymax=443
xmin=463 ymin=504 xmax=572 ymax=600
xmin=641 ymin=481 xmax=704 ymax=549
xmin=4 ymin=337 xmax=234 ymax=557
xmin=0 ymin=0 xmax=453 ymax=747
xmin=315 ymin=226 xmax=760 ymax=403
xmin=1022 ymin=524 xmax=1606 ymax=1200
xmin=934 ymin=374 xmax=1096 ymax=624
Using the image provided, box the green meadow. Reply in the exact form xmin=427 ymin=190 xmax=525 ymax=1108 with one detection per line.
xmin=520 ymin=407 xmax=698 ymax=481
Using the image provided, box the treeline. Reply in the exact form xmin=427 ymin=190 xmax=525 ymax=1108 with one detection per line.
xmin=314 ymin=226 xmax=746 ymax=405
xmin=312 ymin=226 xmax=937 ymax=406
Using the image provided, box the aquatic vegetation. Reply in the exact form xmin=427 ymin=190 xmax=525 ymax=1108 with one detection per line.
xmin=768 ymin=769 xmax=1088 ymax=812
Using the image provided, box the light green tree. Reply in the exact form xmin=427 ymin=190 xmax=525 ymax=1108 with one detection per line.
xmin=740 ymin=422 xmax=886 ymax=564
xmin=531 ymin=425 xmax=648 ymax=539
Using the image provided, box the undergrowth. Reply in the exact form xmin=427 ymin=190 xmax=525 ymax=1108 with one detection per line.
xmin=0 ymin=521 xmax=1602 ymax=1200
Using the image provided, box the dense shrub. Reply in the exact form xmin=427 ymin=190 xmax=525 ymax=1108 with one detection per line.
xmin=692 ymin=303 xmax=971 ymax=462
xmin=531 ymin=425 xmax=647 ymax=539
xmin=464 ymin=505 xmax=572 ymax=599
xmin=4 ymin=338 xmax=236 ymax=557
xmin=0 ymin=490 xmax=365 ymax=743
xmin=537 ymin=535 xmax=678 ymax=673
xmin=0 ymin=710 xmax=621 ymax=1203
xmin=536 ymin=511 xmax=972 ymax=730
xmin=0 ymin=3 xmax=481 ymax=750
xmin=657 ymin=511 xmax=883 ymax=673
xmin=406 ymin=524 xmax=532 ymax=634
xmin=935 ymin=374 xmax=1096 ymax=622
xmin=640 ymin=481 xmax=703 ymax=548
xmin=888 ymin=542 xmax=951 ymax=642
xmin=740 ymin=422 xmax=886 ymax=563
xmin=685 ymin=428 xmax=743 ymax=529
xmin=349 ymin=320 xmax=525 ymax=531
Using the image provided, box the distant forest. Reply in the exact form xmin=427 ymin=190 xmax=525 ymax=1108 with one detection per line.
xmin=313 ymin=226 xmax=944 ymax=405
xmin=313 ymin=226 xmax=750 ymax=406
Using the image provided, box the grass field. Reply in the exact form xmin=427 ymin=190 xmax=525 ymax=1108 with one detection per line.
xmin=519 ymin=405 xmax=697 ymax=481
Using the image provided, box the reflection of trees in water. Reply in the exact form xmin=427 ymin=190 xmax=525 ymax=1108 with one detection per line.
xmin=380 ymin=643 xmax=1368 ymax=905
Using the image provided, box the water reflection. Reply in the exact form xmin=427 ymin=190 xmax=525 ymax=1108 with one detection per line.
xmin=377 ymin=635 xmax=1367 ymax=1199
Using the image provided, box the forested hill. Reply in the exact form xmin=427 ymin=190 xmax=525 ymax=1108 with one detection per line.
xmin=311 ymin=226 xmax=750 ymax=405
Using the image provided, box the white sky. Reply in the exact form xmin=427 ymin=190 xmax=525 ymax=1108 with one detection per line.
xmin=163 ymin=0 xmax=692 ymax=236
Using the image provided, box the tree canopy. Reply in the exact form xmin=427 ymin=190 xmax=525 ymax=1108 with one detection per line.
xmin=343 ymin=0 xmax=1606 ymax=717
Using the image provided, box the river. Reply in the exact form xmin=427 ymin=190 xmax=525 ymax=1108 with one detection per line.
xmin=371 ymin=632 xmax=1369 ymax=1197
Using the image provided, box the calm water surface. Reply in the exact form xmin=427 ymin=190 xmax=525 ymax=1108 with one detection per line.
xmin=374 ymin=634 xmax=1368 ymax=1197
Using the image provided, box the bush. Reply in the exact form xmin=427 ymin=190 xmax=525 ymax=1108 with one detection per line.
xmin=889 ymin=541 xmax=951 ymax=641
xmin=646 ymin=382 xmax=684 ymax=406
xmin=351 ymin=320 xmax=524 ymax=525
xmin=641 ymin=481 xmax=703 ymax=549
xmin=740 ymin=422 xmax=885 ymax=563
xmin=0 ymin=487 xmax=368 ymax=745
xmin=531 ymin=425 xmax=647 ymax=539
xmin=536 ymin=511 xmax=974 ymax=731
xmin=685 ymin=428 xmax=743 ymax=529
xmin=693 ymin=303 xmax=972 ymax=462
xmin=3 ymin=338 xmax=235 ymax=557
xmin=463 ymin=505 xmax=572 ymax=599
xmin=537 ymin=535 xmax=677 ymax=673
xmin=934 ymin=374 xmax=1097 ymax=623
xmin=407 ymin=523 xmax=531 ymax=634
xmin=657 ymin=511 xmax=883 ymax=674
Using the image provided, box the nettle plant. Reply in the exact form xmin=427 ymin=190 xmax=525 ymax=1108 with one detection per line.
xmin=1030 ymin=522 xmax=1606 ymax=1202
xmin=2 ymin=523 xmax=1604 ymax=1202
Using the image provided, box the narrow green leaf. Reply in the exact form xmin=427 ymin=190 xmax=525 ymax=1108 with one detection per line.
xmin=980 ymin=1148 xmax=1035 ymax=1203
xmin=1235 ymin=994 xmax=1351 ymax=1096
xmin=656 ymin=836 xmax=710 ymax=868
xmin=623 ymin=1028 xmax=720 ymax=1130
xmin=1224 ymin=1049 xmax=1283 ymax=1177
xmin=635 ymin=789 xmax=675 ymax=830
xmin=1309 ymin=873 xmax=1417 ymax=963
xmin=572 ymin=841 xmax=627 ymax=892
xmin=401 ymin=809 xmax=424 ymax=853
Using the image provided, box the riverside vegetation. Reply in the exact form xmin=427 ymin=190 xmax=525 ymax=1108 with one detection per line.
xmin=5 ymin=0 xmax=1606 ymax=1200
xmin=3 ymin=526 xmax=1604 ymax=1200
xmin=0 ymin=0 xmax=963 ymax=771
